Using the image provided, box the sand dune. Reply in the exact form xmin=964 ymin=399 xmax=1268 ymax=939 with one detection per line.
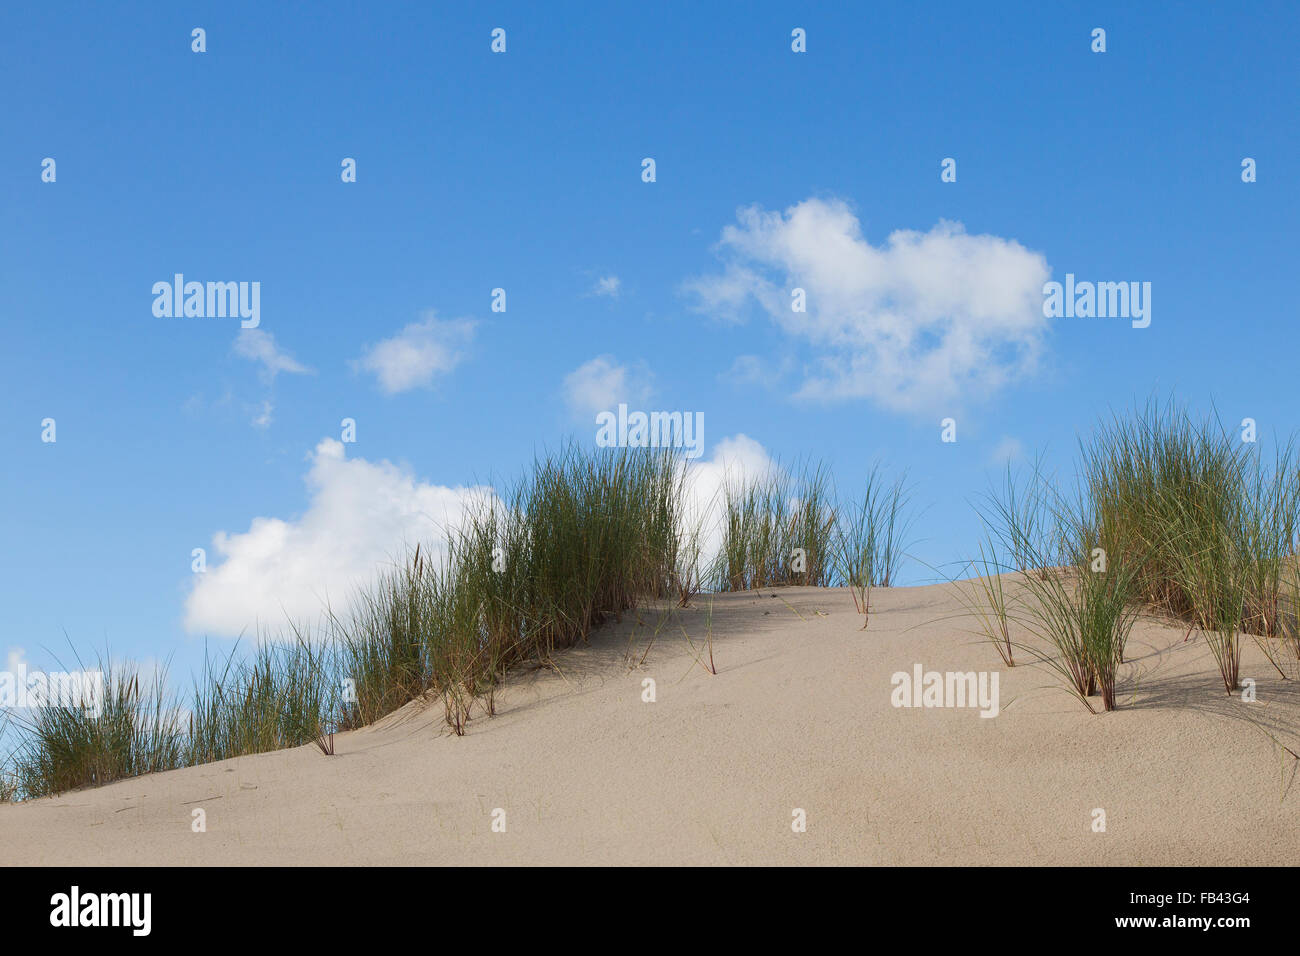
xmin=3 ymin=582 xmax=1297 ymax=865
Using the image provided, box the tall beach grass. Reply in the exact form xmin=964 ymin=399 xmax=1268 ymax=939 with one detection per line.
xmin=11 ymin=656 xmax=186 ymax=799
xmin=2 ymin=442 xmax=923 ymax=796
xmin=11 ymin=400 xmax=1296 ymax=794
xmin=334 ymin=443 xmax=686 ymax=734
xmin=974 ymin=399 xmax=1300 ymax=710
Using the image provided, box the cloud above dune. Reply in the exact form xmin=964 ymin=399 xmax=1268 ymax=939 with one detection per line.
xmin=683 ymin=197 xmax=1051 ymax=413
xmin=181 ymin=427 xmax=787 ymax=638
xmin=354 ymin=312 xmax=476 ymax=394
xmin=563 ymin=355 xmax=655 ymax=420
xmin=183 ymin=439 xmax=496 ymax=637
xmin=679 ymin=434 xmax=780 ymax=568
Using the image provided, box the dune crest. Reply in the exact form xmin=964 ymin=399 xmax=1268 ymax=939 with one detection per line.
xmin=3 ymin=583 xmax=1296 ymax=866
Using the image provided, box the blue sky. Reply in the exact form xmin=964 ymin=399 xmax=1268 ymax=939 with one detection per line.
xmin=2 ymin=1 xmax=1297 ymax=683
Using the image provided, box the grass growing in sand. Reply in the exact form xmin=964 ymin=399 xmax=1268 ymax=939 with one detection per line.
xmin=335 ymin=444 xmax=686 ymax=734
xmin=1082 ymin=399 xmax=1299 ymax=640
xmin=7 ymin=400 xmax=1299 ymax=796
xmin=188 ymin=633 xmax=341 ymax=764
xmin=3 ymin=441 xmax=921 ymax=797
xmin=833 ymin=466 xmax=916 ymax=629
xmin=972 ymin=399 xmax=1300 ymax=711
xmin=713 ymin=462 xmax=838 ymax=591
xmin=710 ymin=461 xmax=916 ymax=636
xmin=11 ymin=656 xmax=186 ymax=799
xmin=5 ymin=445 xmax=688 ymax=796
xmin=956 ymin=538 xmax=1017 ymax=666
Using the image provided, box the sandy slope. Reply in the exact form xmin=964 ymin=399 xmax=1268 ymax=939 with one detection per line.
xmin=3 ymin=582 xmax=1297 ymax=866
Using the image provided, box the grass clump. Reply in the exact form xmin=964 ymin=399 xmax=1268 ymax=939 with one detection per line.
xmin=980 ymin=478 xmax=1142 ymax=712
xmin=833 ymin=466 xmax=916 ymax=629
xmin=713 ymin=463 xmax=837 ymax=591
xmin=956 ymin=538 xmax=1017 ymax=666
xmin=12 ymin=657 xmax=185 ymax=799
xmin=188 ymin=632 xmax=340 ymax=764
xmin=972 ymin=399 xmax=1300 ymax=709
xmin=1082 ymin=399 xmax=1298 ymax=640
xmin=10 ymin=636 xmax=341 ymax=799
xmin=712 ymin=461 xmax=914 ymax=615
xmin=336 ymin=444 xmax=686 ymax=733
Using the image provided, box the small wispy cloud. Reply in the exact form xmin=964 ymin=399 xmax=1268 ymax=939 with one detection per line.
xmin=990 ymin=436 xmax=1024 ymax=466
xmin=353 ymin=312 xmax=476 ymax=395
xmin=589 ymin=275 xmax=621 ymax=298
xmin=562 ymin=355 xmax=653 ymax=419
xmin=234 ymin=329 xmax=312 ymax=381
xmin=251 ymin=400 xmax=274 ymax=430
xmin=719 ymin=353 xmax=795 ymax=389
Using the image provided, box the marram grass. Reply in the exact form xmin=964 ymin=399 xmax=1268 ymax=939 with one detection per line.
xmin=973 ymin=398 xmax=1300 ymax=711
xmin=6 ymin=406 xmax=1300 ymax=796
xmin=11 ymin=655 xmax=186 ymax=799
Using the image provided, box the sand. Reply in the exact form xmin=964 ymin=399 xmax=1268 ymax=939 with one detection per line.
xmin=3 ymin=582 xmax=1297 ymax=865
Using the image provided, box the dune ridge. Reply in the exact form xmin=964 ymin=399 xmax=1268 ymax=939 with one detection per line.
xmin=3 ymin=583 xmax=1296 ymax=866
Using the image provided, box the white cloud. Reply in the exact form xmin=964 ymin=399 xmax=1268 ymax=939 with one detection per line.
xmin=719 ymin=353 xmax=794 ymax=388
xmin=721 ymin=355 xmax=767 ymax=386
xmin=590 ymin=275 xmax=622 ymax=298
xmin=251 ymin=400 xmax=274 ymax=430
xmin=181 ymin=430 xmax=788 ymax=637
xmin=681 ymin=264 xmax=769 ymax=325
xmin=354 ymin=312 xmax=476 ymax=394
xmin=183 ymin=439 xmax=497 ymax=637
xmin=684 ymin=198 xmax=1051 ymax=413
xmin=233 ymin=329 xmax=311 ymax=380
xmin=678 ymin=434 xmax=781 ymax=573
xmin=990 ymin=436 xmax=1024 ymax=466
xmin=4 ymin=647 xmax=28 ymax=678
xmin=563 ymin=355 xmax=654 ymax=419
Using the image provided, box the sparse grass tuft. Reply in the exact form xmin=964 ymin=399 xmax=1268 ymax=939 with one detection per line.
xmin=981 ymin=481 xmax=1141 ymax=713
xmin=958 ymin=538 xmax=1017 ymax=666
xmin=712 ymin=461 xmax=837 ymax=592
xmin=833 ymin=465 xmax=916 ymax=629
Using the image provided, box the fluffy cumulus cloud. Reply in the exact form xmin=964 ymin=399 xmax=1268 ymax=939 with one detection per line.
xmin=679 ymin=434 xmax=779 ymax=567
xmin=563 ymin=355 xmax=654 ymax=420
xmin=181 ymin=430 xmax=791 ymax=637
xmin=354 ymin=312 xmax=476 ymax=394
xmin=184 ymin=440 xmax=496 ymax=637
xmin=684 ymin=198 xmax=1051 ymax=413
